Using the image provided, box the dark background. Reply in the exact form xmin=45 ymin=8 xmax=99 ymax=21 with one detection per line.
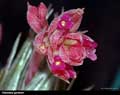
xmin=0 ymin=0 xmax=120 ymax=90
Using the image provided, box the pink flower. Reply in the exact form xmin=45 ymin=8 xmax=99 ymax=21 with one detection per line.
xmin=27 ymin=2 xmax=48 ymax=33
xmin=32 ymin=4 xmax=97 ymax=82
xmin=47 ymin=49 xmax=76 ymax=82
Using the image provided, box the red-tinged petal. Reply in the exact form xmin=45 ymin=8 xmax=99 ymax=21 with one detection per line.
xmin=69 ymin=46 xmax=83 ymax=60
xmin=65 ymin=32 xmax=83 ymax=43
xmin=47 ymin=17 xmax=60 ymax=36
xmin=59 ymin=33 xmax=87 ymax=66
xmin=49 ymin=30 xmax=64 ymax=49
xmin=27 ymin=3 xmax=42 ymax=33
xmin=53 ymin=70 xmax=70 ymax=82
xmin=27 ymin=2 xmax=38 ymax=17
xmin=82 ymin=34 xmax=97 ymax=61
xmin=65 ymin=64 xmax=77 ymax=78
xmin=33 ymin=32 xmax=47 ymax=54
xmin=47 ymin=47 xmax=54 ymax=64
xmin=86 ymin=49 xmax=97 ymax=61
xmin=68 ymin=70 xmax=77 ymax=79
xmin=60 ymin=8 xmax=84 ymax=32
xmin=82 ymin=34 xmax=98 ymax=48
xmin=49 ymin=60 xmax=76 ymax=82
xmin=68 ymin=45 xmax=86 ymax=66
xmin=57 ymin=13 xmax=73 ymax=30
xmin=70 ymin=8 xmax=84 ymax=32
xmin=38 ymin=2 xmax=48 ymax=29
xmin=50 ymin=56 xmax=66 ymax=70
xmin=48 ymin=55 xmax=70 ymax=81
xmin=59 ymin=45 xmax=70 ymax=63
xmin=38 ymin=2 xmax=48 ymax=19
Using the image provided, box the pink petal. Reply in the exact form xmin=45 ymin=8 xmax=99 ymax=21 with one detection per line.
xmin=65 ymin=64 xmax=77 ymax=78
xmin=47 ymin=17 xmax=60 ymax=36
xmin=82 ymin=34 xmax=98 ymax=48
xmin=33 ymin=32 xmax=47 ymax=54
xmin=65 ymin=32 xmax=83 ymax=42
xmin=70 ymin=9 xmax=84 ymax=32
xmin=82 ymin=34 xmax=97 ymax=61
xmin=57 ymin=13 xmax=73 ymax=30
xmin=48 ymin=60 xmax=76 ymax=82
xmin=49 ymin=30 xmax=64 ymax=49
xmin=53 ymin=70 xmax=70 ymax=82
xmin=59 ymin=45 xmax=70 ymax=63
xmin=38 ymin=2 xmax=48 ymax=29
xmin=27 ymin=2 xmax=41 ymax=33
xmin=61 ymin=8 xmax=84 ymax=32
xmin=86 ymin=49 xmax=97 ymax=61
xmin=50 ymin=56 xmax=66 ymax=70
xmin=38 ymin=2 xmax=48 ymax=19
xmin=68 ymin=45 xmax=86 ymax=66
xmin=47 ymin=47 xmax=54 ymax=65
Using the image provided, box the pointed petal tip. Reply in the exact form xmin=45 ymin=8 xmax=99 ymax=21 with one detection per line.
xmin=27 ymin=2 xmax=31 ymax=8
xmin=27 ymin=2 xmax=34 ymax=10
xmin=76 ymin=8 xmax=85 ymax=15
xmin=39 ymin=2 xmax=47 ymax=8
xmin=40 ymin=2 xmax=45 ymax=6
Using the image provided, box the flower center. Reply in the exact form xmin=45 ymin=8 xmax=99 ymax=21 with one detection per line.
xmin=40 ymin=44 xmax=45 ymax=50
xmin=61 ymin=20 xmax=66 ymax=27
xmin=55 ymin=61 xmax=61 ymax=65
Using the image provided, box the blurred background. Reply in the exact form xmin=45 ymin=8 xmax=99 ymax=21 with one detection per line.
xmin=0 ymin=0 xmax=120 ymax=90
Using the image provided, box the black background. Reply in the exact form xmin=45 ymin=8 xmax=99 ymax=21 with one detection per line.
xmin=0 ymin=0 xmax=120 ymax=90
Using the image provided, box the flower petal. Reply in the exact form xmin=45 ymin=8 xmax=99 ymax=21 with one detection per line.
xmin=82 ymin=34 xmax=98 ymax=49
xmin=47 ymin=17 xmax=60 ymax=36
xmin=65 ymin=32 xmax=83 ymax=43
xmin=86 ymin=49 xmax=97 ymax=61
xmin=82 ymin=34 xmax=97 ymax=61
xmin=49 ymin=30 xmax=64 ymax=49
xmin=27 ymin=2 xmax=42 ymax=33
xmin=70 ymin=8 xmax=84 ymax=32
xmin=33 ymin=32 xmax=47 ymax=54
xmin=38 ymin=2 xmax=48 ymax=19
xmin=61 ymin=8 xmax=84 ymax=32
xmin=59 ymin=45 xmax=70 ymax=63
xmin=48 ymin=59 xmax=76 ymax=82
